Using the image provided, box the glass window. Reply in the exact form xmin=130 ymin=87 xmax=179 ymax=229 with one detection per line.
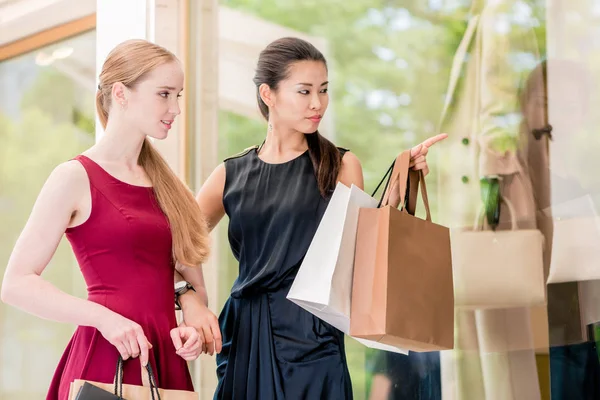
xmin=0 ymin=30 xmax=95 ymax=398
xmin=213 ymin=1 xmax=600 ymax=399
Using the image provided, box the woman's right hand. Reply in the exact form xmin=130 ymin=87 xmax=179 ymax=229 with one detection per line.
xmin=181 ymin=301 xmax=222 ymax=356
xmin=97 ymin=312 xmax=152 ymax=366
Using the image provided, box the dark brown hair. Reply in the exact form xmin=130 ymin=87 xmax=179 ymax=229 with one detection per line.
xmin=253 ymin=37 xmax=341 ymax=197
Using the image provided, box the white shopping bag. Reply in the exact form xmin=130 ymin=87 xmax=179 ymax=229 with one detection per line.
xmin=544 ymin=195 xmax=600 ymax=283
xmin=287 ymin=182 xmax=376 ymax=332
xmin=287 ymin=182 xmax=408 ymax=354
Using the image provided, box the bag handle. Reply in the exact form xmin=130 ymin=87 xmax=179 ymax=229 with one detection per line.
xmin=371 ymin=161 xmax=396 ymax=208
xmin=382 ymin=151 xmax=411 ymax=208
xmin=406 ymin=169 xmax=432 ymax=222
xmin=372 ymin=150 xmax=432 ymax=221
xmin=371 ymin=160 xmax=395 ymax=201
xmin=371 ymin=151 xmax=432 ymax=221
xmin=371 ymin=151 xmax=412 ymax=208
xmin=113 ymin=356 xmax=161 ymax=400
xmin=473 ymin=195 xmax=518 ymax=231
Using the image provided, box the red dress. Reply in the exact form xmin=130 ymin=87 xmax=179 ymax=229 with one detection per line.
xmin=47 ymin=155 xmax=193 ymax=399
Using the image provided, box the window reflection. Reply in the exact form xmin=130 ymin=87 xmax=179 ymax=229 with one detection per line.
xmin=3 ymin=0 xmax=600 ymax=398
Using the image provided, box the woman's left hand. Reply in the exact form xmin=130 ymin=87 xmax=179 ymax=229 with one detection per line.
xmin=409 ymin=133 xmax=448 ymax=177
xmin=170 ymin=325 xmax=202 ymax=361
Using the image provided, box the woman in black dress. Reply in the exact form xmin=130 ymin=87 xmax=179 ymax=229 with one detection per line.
xmin=186 ymin=37 xmax=446 ymax=399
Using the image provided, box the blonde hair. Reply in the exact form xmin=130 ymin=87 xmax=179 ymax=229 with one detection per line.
xmin=96 ymin=39 xmax=209 ymax=267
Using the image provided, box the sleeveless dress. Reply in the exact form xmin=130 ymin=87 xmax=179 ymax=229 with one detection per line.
xmin=47 ymin=155 xmax=194 ymax=400
xmin=215 ymin=145 xmax=354 ymax=399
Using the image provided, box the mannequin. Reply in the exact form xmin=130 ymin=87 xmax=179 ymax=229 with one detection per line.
xmin=437 ymin=0 xmax=543 ymax=398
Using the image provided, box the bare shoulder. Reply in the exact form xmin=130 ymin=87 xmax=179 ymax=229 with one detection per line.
xmin=49 ymin=160 xmax=89 ymax=190
xmin=341 ymin=150 xmax=361 ymax=169
xmin=213 ymin=162 xmax=226 ymax=177
xmin=203 ymin=162 xmax=226 ymax=190
xmin=40 ymin=160 xmax=90 ymax=208
xmin=338 ymin=151 xmax=364 ymax=189
xmin=19 ymin=160 xmax=90 ymax=232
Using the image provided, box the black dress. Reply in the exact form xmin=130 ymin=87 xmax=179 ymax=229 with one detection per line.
xmin=215 ymin=144 xmax=353 ymax=400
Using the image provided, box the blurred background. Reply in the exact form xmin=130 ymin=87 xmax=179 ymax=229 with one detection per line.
xmin=1 ymin=0 xmax=600 ymax=398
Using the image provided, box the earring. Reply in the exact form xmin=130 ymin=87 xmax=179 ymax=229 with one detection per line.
xmin=120 ymin=101 xmax=126 ymax=110
xmin=268 ymin=123 xmax=273 ymax=133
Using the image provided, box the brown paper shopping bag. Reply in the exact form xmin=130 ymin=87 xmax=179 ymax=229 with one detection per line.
xmin=69 ymin=356 xmax=198 ymax=400
xmin=350 ymin=150 xmax=454 ymax=351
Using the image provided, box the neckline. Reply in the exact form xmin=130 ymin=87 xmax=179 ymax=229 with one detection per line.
xmin=254 ymin=147 xmax=309 ymax=166
xmin=79 ymin=155 xmax=154 ymax=189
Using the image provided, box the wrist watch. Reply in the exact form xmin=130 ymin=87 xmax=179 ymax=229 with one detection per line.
xmin=174 ymin=281 xmax=196 ymax=310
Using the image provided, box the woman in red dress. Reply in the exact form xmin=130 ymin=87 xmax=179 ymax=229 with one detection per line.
xmin=1 ymin=39 xmax=212 ymax=399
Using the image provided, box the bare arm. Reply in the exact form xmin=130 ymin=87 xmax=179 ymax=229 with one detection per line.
xmin=1 ymin=161 xmax=152 ymax=364
xmin=175 ymin=162 xmax=228 ymax=355
xmin=338 ymin=151 xmax=365 ymax=190
xmin=176 ymin=162 xmax=227 ymax=307
xmin=176 ymin=263 xmax=209 ymax=307
xmin=1 ymin=162 xmax=111 ymax=326
xmin=196 ymin=162 xmax=227 ymax=232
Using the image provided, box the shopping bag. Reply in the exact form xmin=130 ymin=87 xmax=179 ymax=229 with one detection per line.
xmin=350 ymin=150 xmax=454 ymax=352
xmin=288 ymin=163 xmax=408 ymax=354
xmin=69 ymin=356 xmax=198 ymax=400
xmin=546 ymin=195 xmax=600 ymax=283
xmin=451 ymin=196 xmax=545 ymax=309
xmin=287 ymin=182 xmax=378 ymax=332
